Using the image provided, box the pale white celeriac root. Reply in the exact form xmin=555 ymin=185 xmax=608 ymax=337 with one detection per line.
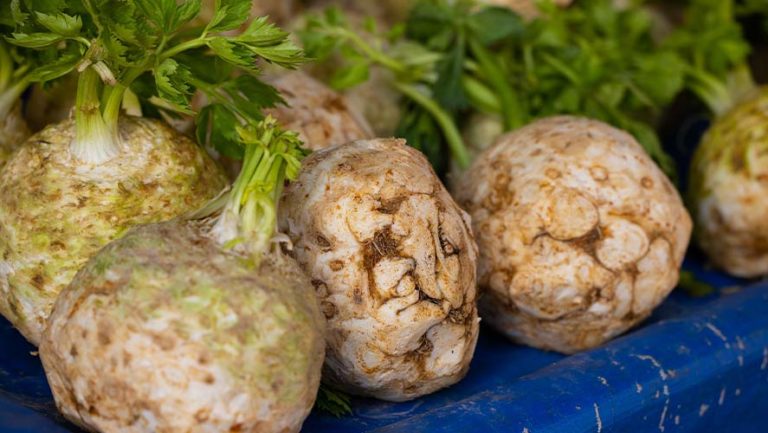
xmin=265 ymin=71 xmax=374 ymax=151
xmin=0 ymin=117 xmax=227 ymax=345
xmin=280 ymin=138 xmax=479 ymax=401
xmin=456 ymin=116 xmax=691 ymax=354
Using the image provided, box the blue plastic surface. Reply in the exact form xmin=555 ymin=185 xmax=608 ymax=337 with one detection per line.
xmin=2 ymin=259 xmax=768 ymax=432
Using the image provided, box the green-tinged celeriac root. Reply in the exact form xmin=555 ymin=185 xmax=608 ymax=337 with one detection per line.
xmin=456 ymin=116 xmax=691 ymax=354
xmin=279 ymin=138 xmax=479 ymax=402
xmin=0 ymin=102 xmax=31 ymax=169
xmin=0 ymin=117 xmax=227 ymax=345
xmin=688 ymin=87 xmax=768 ymax=278
xmin=40 ymin=220 xmax=324 ymax=433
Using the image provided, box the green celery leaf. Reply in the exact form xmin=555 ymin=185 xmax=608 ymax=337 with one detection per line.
xmin=631 ymin=52 xmax=687 ymax=108
xmin=249 ymin=41 xmax=304 ymax=67
xmin=207 ymin=38 xmax=256 ymax=68
xmin=469 ymin=6 xmax=525 ymax=44
xmin=238 ymin=16 xmax=291 ymax=45
xmin=433 ymin=36 xmax=467 ymax=112
xmin=21 ymin=0 xmax=67 ymax=14
xmin=7 ymin=32 xmax=62 ymax=48
xmin=35 ymin=11 xmax=82 ymax=37
xmin=155 ymin=58 xmax=193 ymax=109
xmin=133 ymin=0 xmax=175 ymax=30
xmin=197 ymin=103 xmax=244 ymax=159
xmin=219 ymin=75 xmax=282 ymax=119
xmin=26 ymin=50 xmax=80 ymax=81
xmin=315 ymin=385 xmax=353 ymax=418
xmin=678 ymin=271 xmax=716 ymax=298
xmin=330 ymin=59 xmax=370 ymax=90
xmin=206 ymin=0 xmax=251 ymax=33
xmin=170 ymin=0 xmax=202 ymax=32
xmin=103 ymin=33 xmax=133 ymax=67
xmin=405 ymin=0 xmax=456 ymax=46
xmin=396 ymin=105 xmax=450 ymax=176
xmin=178 ymin=50 xmax=235 ymax=84
xmin=8 ymin=0 xmax=28 ymax=26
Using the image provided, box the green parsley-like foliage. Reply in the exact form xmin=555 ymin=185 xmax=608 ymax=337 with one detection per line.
xmin=2 ymin=0 xmax=304 ymax=162
xmin=314 ymin=384 xmax=353 ymax=418
xmin=301 ymin=0 xmax=686 ymax=178
xmin=301 ymin=6 xmax=469 ymax=173
xmin=3 ymin=0 xmax=307 ymax=253
xmin=666 ymin=0 xmax=757 ymax=117
xmin=677 ymin=270 xmax=716 ymax=298
xmin=0 ymin=1 xmax=81 ymax=119
xmin=192 ymin=116 xmax=307 ymax=260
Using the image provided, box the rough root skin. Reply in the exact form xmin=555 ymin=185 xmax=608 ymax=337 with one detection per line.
xmin=40 ymin=220 xmax=324 ymax=433
xmin=266 ymin=71 xmax=374 ymax=152
xmin=0 ymin=117 xmax=227 ymax=345
xmin=217 ymin=71 xmax=375 ymax=180
xmin=0 ymin=102 xmax=31 ymax=169
xmin=455 ymin=116 xmax=691 ymax=354
xmin=689 ymin=88 xmax=768 ymax=278
xmin=280 ymin=138 xmax=480 ymax=402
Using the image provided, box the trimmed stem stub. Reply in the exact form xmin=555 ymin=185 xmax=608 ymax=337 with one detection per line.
xmin=71 ymin=67 xmax=121 ymax=164
xmin=204 ymin=117 xmax=304 ymax=261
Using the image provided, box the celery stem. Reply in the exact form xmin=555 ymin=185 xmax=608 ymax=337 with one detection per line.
xmin=687 ymin=69 xmax=735 ymax=117
xmin=208 ymin=119 xmax=303 ymax=260
xmin=331 ymin=27 xmax=407 ymax=76
xmin=0 ymin=42 xmax=12 ymax=92
xmin=72 ymin=68 xmax=120 ymax=163
xmin=463 ymin=75 xmax=502 ymax=114
xmin=469 ymin=39 xmax=525 ymax=130
xmin=159 ymin=38 xmax=208 ymax=61
xmin=395 ymin=82 xmax=471 ymax=169
xmin=103 ymin=84 xmax=127 ymax=133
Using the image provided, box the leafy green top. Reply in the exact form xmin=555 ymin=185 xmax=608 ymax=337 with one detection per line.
xmin=192 ymin=116 xmax=306 ymax=261
xmin=301 ymin=0 xmax=687 ymax=177
xmin=3 ymin=0 xmax=303 ymax=163
xmin=0 ymin=2 xmax=78 ymax=119
xmin=666 ymin=0 xmax=757 ymax=117
xmin=314 ymin=385 xmax=353 ymax=418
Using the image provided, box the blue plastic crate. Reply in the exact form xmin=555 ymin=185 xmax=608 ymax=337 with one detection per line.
xmin=2 ymin=257 xmax=767 ymax=432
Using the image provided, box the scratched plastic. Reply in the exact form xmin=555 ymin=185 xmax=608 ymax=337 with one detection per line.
xmin=2 ymin=256 xmax=768 ymax=433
